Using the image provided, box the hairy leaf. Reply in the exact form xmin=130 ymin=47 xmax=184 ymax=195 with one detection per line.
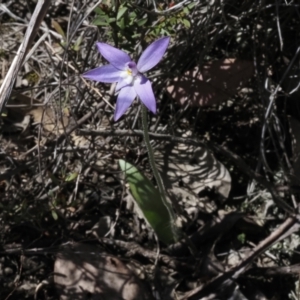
xmin=119 ymin=159 xmax=177 ymax=244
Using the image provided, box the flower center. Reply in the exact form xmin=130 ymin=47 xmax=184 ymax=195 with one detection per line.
xmin=126 ymin=61 xmax=138 ymax=77
xmin=121 ymin=61 xmax=140 ymax=85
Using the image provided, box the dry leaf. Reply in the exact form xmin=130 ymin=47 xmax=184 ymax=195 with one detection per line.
xmin=156 ymin=142 xmax=232 ymax=201
xmin=30 ymin=106 xmax=69 ymax=133
xmin=6 ymin=93 xmax=69 ymax=134
xmin=167 ymin=58 xmax=254 ymax=106
xmin=54 ymin=243 xmax=154 ymax=300
xmin=6 ymin=93 xmax=89 ymax=146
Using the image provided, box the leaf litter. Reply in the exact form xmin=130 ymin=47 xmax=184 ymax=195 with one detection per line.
xmin=0 ymin=1 xmax=300 ymax=300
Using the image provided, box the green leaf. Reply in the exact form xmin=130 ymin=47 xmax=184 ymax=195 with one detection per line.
xmin=94 ymin=7 xmax=106 ymax=15
xmin=51 ymin=20 xmax=66 ymax=40
xmin=129 ymin=11 xmax=137 ymax=19
xmin=182 ymin=19 xmax=191 ymax=28
xmin=154 ymin=27 xmax=160 ymax=35
xmin=117 ymin=17 xmax=125 ymax=30
xmin=237 ymin=233 xmax=246 ymax=244
xmin=117 ymin=6 xmax=128 ymax=20
xmin=108 ymin=17 xmax=116 ymax=23
xmin=187 ymin=2 xmax=197 ymax=9
xmin=51 ymin=210 xmax=58 ymax=220
xmin=137 ymin=17 xmax=147 ymax=27
xmin=65 ymin=172 xmax=78 ymax=182
xmin=183 ymin=7 xmax=189 ymax=15
xmin=73 ymin=34 xmax=83 ymax=51
xmin=119 ymin=159 xmax=178 ymax=244
xmin=93 ymin=16 xmax=109 ymax=26
xmin=132 ymin=33 xmax=141 ymax=38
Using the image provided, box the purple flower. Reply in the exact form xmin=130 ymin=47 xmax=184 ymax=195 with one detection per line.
xmin=83 ymin=37 xmax=170 ymax=121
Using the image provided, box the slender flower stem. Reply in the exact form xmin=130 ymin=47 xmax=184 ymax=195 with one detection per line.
xmin=141 ymin=105 xmax=199 ymax=254
xmin=141 ymin=104 xmax=179 ymax=241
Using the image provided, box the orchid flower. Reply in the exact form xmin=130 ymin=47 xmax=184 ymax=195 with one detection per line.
xmin=83 ymin=37 xmax=170 ymax=121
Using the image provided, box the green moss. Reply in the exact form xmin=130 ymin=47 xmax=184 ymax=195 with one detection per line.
xmin=0 ymin=49 xmax=7 ymax=58
xmin=24 ymin=71 xmax=40 ymax=85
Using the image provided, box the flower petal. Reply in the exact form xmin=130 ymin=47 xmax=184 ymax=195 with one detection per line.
xmin=116 ymin=78 xmax=130 ymax=91
xmin=134 ymin=76 xmax=156 ymax=113
xmin=114 ymin=86 xmax=137 ymax=121
xmin=97 ymin=42 xmax=131 ymax=70
xmin=137 ymin=37 xmax=170 ymax=73
xmin=82 ymin=65 xmax=121 ymax=82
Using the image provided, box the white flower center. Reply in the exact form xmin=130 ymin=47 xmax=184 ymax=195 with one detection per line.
xmin=121 ymin=61 xmax=140 ymax=85
xmin=126 ymin=68 xmax=133 ymax=76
